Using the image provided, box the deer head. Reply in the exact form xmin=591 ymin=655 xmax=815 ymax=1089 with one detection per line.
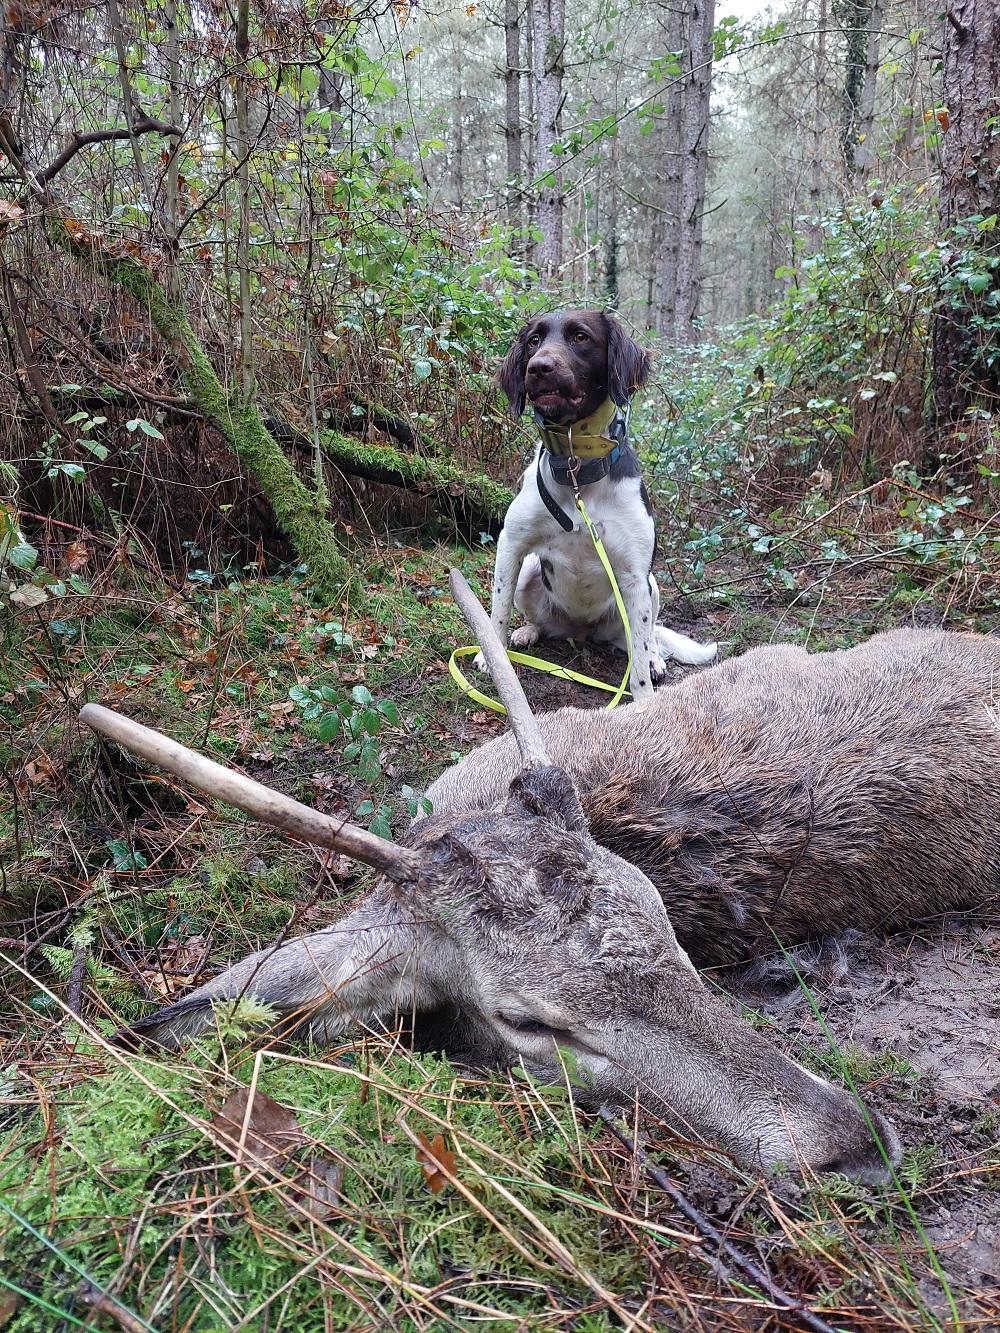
xmin=79 ymin=572 xmax=900 ymax=1182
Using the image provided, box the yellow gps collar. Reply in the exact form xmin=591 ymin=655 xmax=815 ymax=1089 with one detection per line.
xmin=532 ymin=396 xmax=627 ymax=459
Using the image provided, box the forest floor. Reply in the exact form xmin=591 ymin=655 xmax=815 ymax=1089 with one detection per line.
xmin=1 ymin=534 xmax=998 ymax=1331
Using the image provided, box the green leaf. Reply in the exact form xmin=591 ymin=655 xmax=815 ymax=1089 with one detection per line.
xmin=965 ymin=273 xmax=991 ymax=295
xmin=370 ymin=811 xmax=392 ymax=839
xmin=6 ymin=541 xmax=38 ymax=570
xmin=355 ymin=798 xmax=375 ymax=817
xmin=126 ymin=418 xmax=166 ymax=439
xmin=351 ymin=685 xmax=373 ymax=706
xmin=317 ymin=711 xmax=340 ymax=741
xmin=413 ymin=359 xmax=432 ymax=381
xmin=376 ymin=700 xmax=400 ymax=725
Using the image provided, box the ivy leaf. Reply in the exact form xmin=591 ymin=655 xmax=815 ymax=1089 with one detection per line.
xmin=6 ymin=541 xmax=38 ymax=570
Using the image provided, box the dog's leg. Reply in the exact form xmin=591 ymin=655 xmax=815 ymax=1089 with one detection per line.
xmin=646 ymin=575 xmax=669 ymax=685
xmin=619 ymin=569 xmax=659 ymax=703
xmin=473 ymin=523 xmax=530 ymax=672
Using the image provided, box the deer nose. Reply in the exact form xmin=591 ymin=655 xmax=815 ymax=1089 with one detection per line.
xmin=811 ymin=1102 xmax=901 ymax=1183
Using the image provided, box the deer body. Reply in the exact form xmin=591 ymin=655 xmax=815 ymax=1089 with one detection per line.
xmin=428 ymin=628 xmax=1000 ymax=966
xmin=81 ymin=611 xmax=1000 ymax=1184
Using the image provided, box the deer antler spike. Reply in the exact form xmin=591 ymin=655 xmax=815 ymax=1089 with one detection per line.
xmin=79 ymin=704 xmax=422 ymax=884
xmin=449 ymin=569 xmax=551 ymax=769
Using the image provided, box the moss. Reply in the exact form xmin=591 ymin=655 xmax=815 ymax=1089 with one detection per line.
xmin=0 ymin=1043 xmax=647 ymax=1330
xmin=319 ymin=430 xmax=514 ymax=526
xmin=49 ymin=219 xmax=350 ymax=600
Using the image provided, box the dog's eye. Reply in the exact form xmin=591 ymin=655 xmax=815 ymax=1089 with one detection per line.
xmin=573 ymin=331 xmax=589 ymax=343
xmin=526 ymin=334 xmax=540 ymax=347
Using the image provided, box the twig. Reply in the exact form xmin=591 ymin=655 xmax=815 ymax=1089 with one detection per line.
xmin=75 ymin=1281 xmax=151 ymax=1333
xmin=597 ymin=1108 xmax=841 ymax=1333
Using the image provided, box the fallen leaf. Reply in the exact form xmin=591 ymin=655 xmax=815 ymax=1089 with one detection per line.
xmin=64 ymin=540 xmax=90 ymax=572
xmin=211 ymin=1087 xmax=306 ymax=1169
xmin=9 ymin=583 xmax=48 ymax=608
xmin=416 ymin=1131 xmax=457 ymax=1195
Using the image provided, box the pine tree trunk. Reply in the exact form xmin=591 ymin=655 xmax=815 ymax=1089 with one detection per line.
xmin=654 ymin=3 xmax=685 ymax=335
xmin=531 ymin=0 xmax=565 ymax=279
xmin=932 ymin=0 xmax=1000 ymax=426
xmin=674 ymin=0 xmax=715 ymax=343
xmin=504 ymin=0 xmax=522 ymax=232
xmin=808 ymin=0 xmax=828 ymax=251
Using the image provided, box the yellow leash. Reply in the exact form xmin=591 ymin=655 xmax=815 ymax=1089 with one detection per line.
xmin=449 ymin=492 xmax=633 ymax=716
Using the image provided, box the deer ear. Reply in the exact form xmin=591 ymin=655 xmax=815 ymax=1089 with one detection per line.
xmin=604 ymin=313 xmax=652 ymax=406
xmin=497 ymin=332 xmax=528 ymax=416
xmin=505 ymin=766 xmax=588 ymax=832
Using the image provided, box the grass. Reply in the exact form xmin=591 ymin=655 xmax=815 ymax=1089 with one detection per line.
xmin=2 ymin=535 xmax=997 ymax=1331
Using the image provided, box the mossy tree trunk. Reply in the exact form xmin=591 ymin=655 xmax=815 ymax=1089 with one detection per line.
xmin=51 ymin=218 xmax=350 ymax=597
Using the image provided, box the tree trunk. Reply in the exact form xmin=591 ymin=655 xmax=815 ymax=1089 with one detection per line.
xmin=531 ymin=0 xmax=565 ymax=279
xmin=853 ymin=0 xmax=883 ymax=176
xmin=674 ymin=0 xmax=716 ymax=343
xmin=52 ymin=222 xmax=350 ymax=596
xmin=504 ymin=0 xmax=522 ymax=233
xmin=932 ymin=0 xmax=1000 ymax=426
xmin=808 ymin=0 xmax=828 ymax=251
xmin=654 ymin=4 xmax=685 ymax=336
xmin=235 ymin=0 xmax=254 ymax=404
xmin=604 ymin=133 xmax=620 ymax=308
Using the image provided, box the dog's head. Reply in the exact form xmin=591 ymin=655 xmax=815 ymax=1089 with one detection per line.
xmin=497 ymin=310 xmax=652 ymax=423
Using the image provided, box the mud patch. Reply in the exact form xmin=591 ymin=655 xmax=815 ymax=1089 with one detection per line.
xmin=744 ymin=915 xmax=1000 ymax=1315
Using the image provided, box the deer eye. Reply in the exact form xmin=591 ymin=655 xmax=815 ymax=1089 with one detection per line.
xmin=496 ymin=1012 xmax=558 ymax=1037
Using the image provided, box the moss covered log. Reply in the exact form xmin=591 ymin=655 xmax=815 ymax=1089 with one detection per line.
xmin=281 ymin=422 xmax=514 ymax=537
xmin=50 ymin=219 xmax=350 ymax=597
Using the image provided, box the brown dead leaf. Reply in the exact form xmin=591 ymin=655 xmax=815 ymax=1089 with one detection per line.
xmin=0 ymin=1288 xmax=21 ymax=1327
xmin=0 ymin=199 xmax=23 ymax=225
xmin=64 ymin=540 xmax=90 ymax=572
xmin=141 ymin=934 xmax=209 ymax=996
xmin=23 ymin=751 xmax=57 ymax=786
xmin=211 ymin=1087 xmax=306 ymax=1169
xmin=416 ymin=1131 xmax=457 ymax=1195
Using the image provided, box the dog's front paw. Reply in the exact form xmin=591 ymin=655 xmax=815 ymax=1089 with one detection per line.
xmin=510 ymin=623 xmax=541 ymax=650
xmin=649 ymin=654 xmax=669 ymax=686
xmin=472 ymin=651 xmax=488 ymax=673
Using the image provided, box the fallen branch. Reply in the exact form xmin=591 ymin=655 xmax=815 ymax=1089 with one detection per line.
xmin=598 ymin=1108 xmax=840 ymax=1333
xmin=267 ymin=417 xmax=513 ymax=537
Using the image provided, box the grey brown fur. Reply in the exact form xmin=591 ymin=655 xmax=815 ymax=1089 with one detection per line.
xmin=100 ymin=625 xmax=1000 ymax=1183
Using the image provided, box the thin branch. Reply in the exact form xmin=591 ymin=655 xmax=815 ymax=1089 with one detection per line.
xmin=38 ymin=117 xmax=180 ymax=187
xmin=598 ymin=1109 xmax=841 ymax=1333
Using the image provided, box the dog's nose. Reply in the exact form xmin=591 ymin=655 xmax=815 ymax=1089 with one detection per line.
xmin=526 ymin=353 xmax=555 ymax=376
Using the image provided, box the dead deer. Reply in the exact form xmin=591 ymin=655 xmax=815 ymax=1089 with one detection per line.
xmin=79 ymin=575 xmax=1000 ymax=1182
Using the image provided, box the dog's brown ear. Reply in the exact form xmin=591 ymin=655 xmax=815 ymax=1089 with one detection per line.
xmin=497 ymin=330 xmax=529 ymax=417
xmin=604 ymin=314 xmax=652 ymax=406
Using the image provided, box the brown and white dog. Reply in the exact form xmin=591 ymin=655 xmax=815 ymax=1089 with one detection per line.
xmin=478 ymin=310 xmax=716 ymax=700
